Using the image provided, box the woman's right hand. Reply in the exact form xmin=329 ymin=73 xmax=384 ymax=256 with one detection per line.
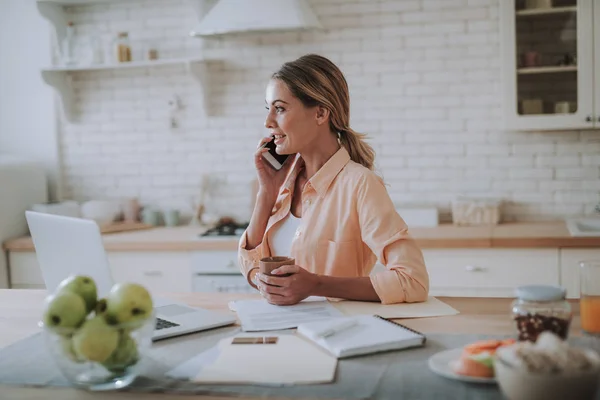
xmin=254 ymin=136 xmax=294 ymax=201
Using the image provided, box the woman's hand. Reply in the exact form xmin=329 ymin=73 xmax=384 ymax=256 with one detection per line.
xmin=256 ymin=265 xmax=320 ymax=306
xmin=254 ymin=136 xmax=294 ymax=201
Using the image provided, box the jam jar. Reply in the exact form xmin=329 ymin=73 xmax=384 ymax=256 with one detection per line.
xmin=511 ymin=285 xmax=572 ymax=342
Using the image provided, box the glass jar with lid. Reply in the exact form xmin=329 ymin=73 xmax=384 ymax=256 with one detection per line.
xmin=511 ymin=285 xmax=572 ymax=342
xmin=114 ymin=32 xmax=131 ymax=63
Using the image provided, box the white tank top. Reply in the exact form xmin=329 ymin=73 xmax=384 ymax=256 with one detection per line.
xmin=270 ymin=213 xmax=302 ymax=257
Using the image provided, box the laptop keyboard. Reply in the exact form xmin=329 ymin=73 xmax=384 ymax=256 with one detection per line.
xmin=155 ymin=318 xmax=180 ymax=330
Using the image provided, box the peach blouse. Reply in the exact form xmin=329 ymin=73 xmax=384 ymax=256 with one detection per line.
xmin=237 ymin=147 xmax=429 ymax=304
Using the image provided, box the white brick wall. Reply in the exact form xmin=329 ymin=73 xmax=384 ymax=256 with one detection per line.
xmin=55 ymin=0 xmax=600 ymax=223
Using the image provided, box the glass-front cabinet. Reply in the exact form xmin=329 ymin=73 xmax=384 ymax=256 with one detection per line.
xmin=501 ymin=0 xmax=600 ymax=130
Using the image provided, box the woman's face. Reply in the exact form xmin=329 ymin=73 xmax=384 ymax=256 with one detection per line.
xmin=264 ymin=79 xmax=321 ymax=155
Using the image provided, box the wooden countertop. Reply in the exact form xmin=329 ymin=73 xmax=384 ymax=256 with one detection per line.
xmin=3 ymin=222 xmax=600 ymax=252
xmin=0 ymin=289 xmax=585 ymax=399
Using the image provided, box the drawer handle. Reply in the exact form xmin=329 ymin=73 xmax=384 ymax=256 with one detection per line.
xmin=464 ymin=265 xmax=486 ymax=272
xmin=143 ymin=270 xmax=163 ymax=276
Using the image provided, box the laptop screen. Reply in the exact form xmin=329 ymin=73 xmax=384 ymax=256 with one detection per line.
xmin=25 ymin=211 xmax=115 ymax=297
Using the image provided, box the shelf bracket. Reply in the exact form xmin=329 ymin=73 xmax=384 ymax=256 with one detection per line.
xmin=37 ymin=2 xmax=67 ymax=49
xmin=41 ymin=70 xmax=75 ymax=122
xmin=186 ymin=60 xmax=209 ymax=116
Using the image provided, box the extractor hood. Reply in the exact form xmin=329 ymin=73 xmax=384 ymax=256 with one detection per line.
xmin=190 ymin=0 xmax=322 ymax=37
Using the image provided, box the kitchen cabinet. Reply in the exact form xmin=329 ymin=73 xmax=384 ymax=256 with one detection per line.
xmin=422 ymin=249 xmax=560 ymax=297
xmin=501 ymin=0 xmax=600 ymax=130
xmin=8 ymin=251 xmax=195 ymax=293
xmin=9 ymin=253 xmax=46 ymax=289
xmin=7 ymin=247 xmax=593 ymax=298
xmin=559 ymin=248 xmax=600 ymax=298
xmin=107 ymin=252 xmax=192 ymax=294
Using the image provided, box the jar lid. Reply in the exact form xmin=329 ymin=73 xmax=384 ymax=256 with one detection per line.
xmin=515 ymin=285 xmax=566 ymax=302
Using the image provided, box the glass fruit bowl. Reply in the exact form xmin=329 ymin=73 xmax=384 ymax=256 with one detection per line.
xmin=39 ymin=310 xmax=156 ymax=390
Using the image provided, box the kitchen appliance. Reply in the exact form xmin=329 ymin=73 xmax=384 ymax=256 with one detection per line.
xmin=194 ymin=219 xmax=252 ymax=293
xmin=191 ymin=250 xmax=255 ymax=294
xmin=190 ymin=0 xmax=321 ymax=37
xmin=0 ymin=155 xmax=48 ymax=288
xmin=199 ymin=218 xmax=248 ymax=237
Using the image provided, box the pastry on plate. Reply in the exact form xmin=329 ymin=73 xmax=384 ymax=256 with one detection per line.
xmin=452 ymin=339 xmax=516 ymax=378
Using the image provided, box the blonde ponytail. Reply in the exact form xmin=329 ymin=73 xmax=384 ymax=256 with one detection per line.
xmin=339 ymin=128 xmax=375 ymax=170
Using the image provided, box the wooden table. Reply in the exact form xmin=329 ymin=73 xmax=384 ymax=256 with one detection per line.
xmin=0 ymin=289 xmax=583 ymax=400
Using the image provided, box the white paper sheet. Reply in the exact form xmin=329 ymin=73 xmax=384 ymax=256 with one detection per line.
xmin=331 ymin=296 xmax=459 ymax=319
xmin=191 ymin=335 xmax=337 ymax=385
xmin=232 ymin=297 xmax=344 ymax=332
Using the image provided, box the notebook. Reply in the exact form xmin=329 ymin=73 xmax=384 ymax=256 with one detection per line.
xmin=297 ymin=315 xmax=426 ymax=359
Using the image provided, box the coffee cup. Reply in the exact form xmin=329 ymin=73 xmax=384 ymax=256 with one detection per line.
xmin=247 ymin=256 xmax=295 ymax=290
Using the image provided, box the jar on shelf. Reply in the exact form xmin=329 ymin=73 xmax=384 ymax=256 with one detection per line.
xmin=114 ymin=32 xmax=132 ymax=63
xmin=511 ymin=285 xmax=572 ymax=342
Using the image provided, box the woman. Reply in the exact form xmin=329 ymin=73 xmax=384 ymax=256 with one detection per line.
xmin=238 ymin=54 xmax=428 ymax=305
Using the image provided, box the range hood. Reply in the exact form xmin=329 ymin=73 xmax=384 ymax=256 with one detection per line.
xmin=190 ymin=0 xmax=322 ymax=37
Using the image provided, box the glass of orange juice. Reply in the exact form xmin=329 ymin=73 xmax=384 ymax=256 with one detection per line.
xmin=580 ymin=260 xmax=600 ymax=336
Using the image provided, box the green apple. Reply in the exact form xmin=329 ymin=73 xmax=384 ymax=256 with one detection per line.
xmin=102 ymin=332 xmax=139 ymax=373
xmin=104 ymin=283 xmax=153 ymax=328
xmin=42 ymin=291 xmax=87 ymax=331
xmin=57 ymin=275 xmax=97 ymax=313
xmin=72 ymin=316 xmax=119 ymax=363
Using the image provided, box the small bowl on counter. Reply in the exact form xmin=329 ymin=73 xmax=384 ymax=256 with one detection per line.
xmin=494 ymin=332 xmax=600 ymax=400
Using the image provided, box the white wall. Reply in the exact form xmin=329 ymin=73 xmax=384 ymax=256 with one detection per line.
xmin=0 ymin=0 xmax=60 ymax=200
xmin=11 ymin=0 xmax=600 ymax=222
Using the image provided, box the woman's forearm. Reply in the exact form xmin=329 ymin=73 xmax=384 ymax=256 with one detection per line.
xmin=245 ymin=191 xmax=276 ymax=250
xmin=313 ymin=275 xmax=381 ymax=302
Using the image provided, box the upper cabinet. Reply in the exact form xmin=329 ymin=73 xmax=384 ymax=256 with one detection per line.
xmin=501 ymin=0 xmax=600 ymax=131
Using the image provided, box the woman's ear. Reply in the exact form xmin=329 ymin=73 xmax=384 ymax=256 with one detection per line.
xmin=315 ymin=105 xmax=330 ymax=126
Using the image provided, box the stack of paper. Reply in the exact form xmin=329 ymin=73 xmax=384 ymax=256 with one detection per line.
xmin=231 ymin=296 xmax=344 ymax=331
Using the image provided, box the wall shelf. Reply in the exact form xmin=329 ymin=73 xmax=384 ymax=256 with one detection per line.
xmin=516 ymin=6 xmax=577 ymax=17
xmin=517 ymin=65 xmax=578 ymax=75
xmin=42 ymin=58 xmax=209 ymax=122
xmin=36 ymin=0 xmax=214 ymax=122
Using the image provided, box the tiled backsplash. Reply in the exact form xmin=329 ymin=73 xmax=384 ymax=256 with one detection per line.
xmin=57 ymin=0 xmax=600 ymax=222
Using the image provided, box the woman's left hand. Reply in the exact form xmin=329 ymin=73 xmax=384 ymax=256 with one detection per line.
xmin=256 ymin=265 xmax=320 ymax=305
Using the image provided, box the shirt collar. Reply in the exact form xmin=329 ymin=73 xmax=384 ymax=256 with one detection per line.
xmin=309 ymin=146 xmax=351 ymax=197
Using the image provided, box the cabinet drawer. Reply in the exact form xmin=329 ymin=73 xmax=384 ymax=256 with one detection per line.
xmin=190 ymin=251 xmax=240 ymax=274
xmin=424 ymin=249 xmax=559 ymax=297
xmin=9 ymin=252 xmax=44 ymax=286
xmin=107 ymin=252 xmax=191 ymax=294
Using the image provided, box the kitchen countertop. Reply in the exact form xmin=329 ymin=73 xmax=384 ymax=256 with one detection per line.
xmin=0 ymin=289 xmax=584 ymax=399
xmin=3 ymin=221 xmax=600 ymax=252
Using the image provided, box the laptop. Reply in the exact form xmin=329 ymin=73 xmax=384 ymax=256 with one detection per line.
xmin=25 ymin=211 xmax=236 ymax=341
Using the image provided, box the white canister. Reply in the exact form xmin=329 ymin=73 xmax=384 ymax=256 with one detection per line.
xmin=554 ymin=101 xmax=571 ymax=114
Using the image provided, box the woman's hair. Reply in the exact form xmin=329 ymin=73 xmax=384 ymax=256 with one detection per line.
xmin=272 ymin=54 xmax=375 ymax=170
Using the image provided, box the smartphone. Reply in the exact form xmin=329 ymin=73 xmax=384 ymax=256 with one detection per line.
xmin=260 ymin=136 xmax=290 ymax=170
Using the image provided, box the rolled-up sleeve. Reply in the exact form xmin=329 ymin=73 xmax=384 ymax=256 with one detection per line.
xmin=356 ymin=174 xmax=429 ymax=304
xmin=238 ymin=231 xmax=269 ymax=284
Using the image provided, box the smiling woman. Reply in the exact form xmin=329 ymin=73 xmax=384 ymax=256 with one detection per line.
xmin=237 ymin=54 xmax=429 ymax=305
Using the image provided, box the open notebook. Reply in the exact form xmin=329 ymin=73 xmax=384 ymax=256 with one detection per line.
xmin=297 ymin=315 xmax=426 ymax=359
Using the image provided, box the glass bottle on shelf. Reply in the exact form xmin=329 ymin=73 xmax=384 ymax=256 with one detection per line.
xmin=114 ymin=32 xmax=132 ymax=63
xmin=61 ymin=21 xmax=77 ymax=66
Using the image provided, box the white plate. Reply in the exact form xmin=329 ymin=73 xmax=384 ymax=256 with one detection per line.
xmin=428 ymin=348 xmax=496 ymax=384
